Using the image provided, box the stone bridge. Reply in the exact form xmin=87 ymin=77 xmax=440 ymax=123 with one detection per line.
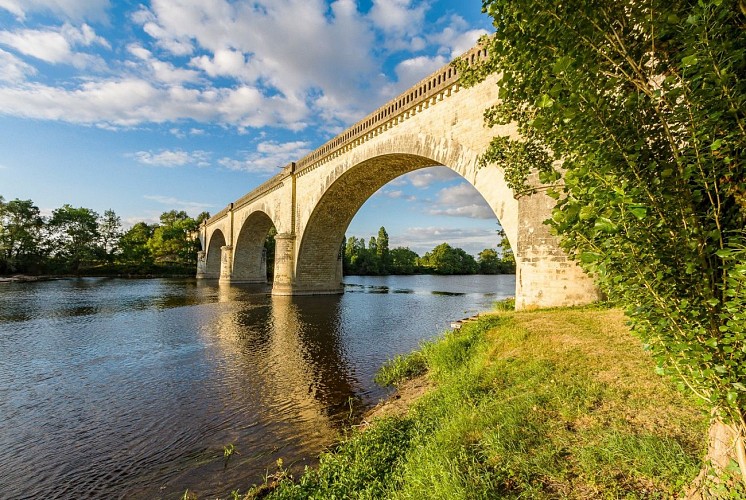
xmin=196 ymin=44 xmax=598 ymax=310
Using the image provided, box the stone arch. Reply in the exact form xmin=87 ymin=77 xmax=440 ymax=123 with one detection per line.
xmin=204 ymin=229 xmax=226 ymax=279
xmin=232 ymin=211 xmax=277 ymax=283
xmin=294 ymin=152 xmax=516 ymax=294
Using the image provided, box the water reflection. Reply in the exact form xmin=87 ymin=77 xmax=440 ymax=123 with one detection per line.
xmin=0 ymin=275 xmax=514 ymax=498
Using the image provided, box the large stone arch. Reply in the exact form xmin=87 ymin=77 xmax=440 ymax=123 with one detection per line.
xmin=201 ymin=229 xmax=226 ymax=279
xmin=231 ymin=211 xmax=276 ymax=283
xmin=293 ymin=148 xmax=517 ymax=294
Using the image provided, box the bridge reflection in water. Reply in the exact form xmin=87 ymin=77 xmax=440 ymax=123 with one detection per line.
xmin=157 ymin=284 xmax=363 ymax=497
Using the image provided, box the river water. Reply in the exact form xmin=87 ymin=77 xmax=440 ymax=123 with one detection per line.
xmin=0 ymin=275 xmax=514 ymax=499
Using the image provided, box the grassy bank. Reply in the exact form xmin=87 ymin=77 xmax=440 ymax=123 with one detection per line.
xmin=245 ymin=306 xmax=707 ymax=499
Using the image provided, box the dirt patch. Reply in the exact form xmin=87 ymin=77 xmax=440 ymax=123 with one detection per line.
xmin=360 ymin=375 xmax=434 ymax=426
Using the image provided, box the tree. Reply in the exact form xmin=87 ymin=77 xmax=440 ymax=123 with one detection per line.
xmin=265 ymin=227 xmax=277 ymax=280
xmin=377 ymin=226 xmax=391 ymax=272
xmin=196 ymin=211 xmax=211 ymax=225
xmin=497 ymin=228 xmax=514 ymax=266
xmin=420 ymin=243 xmax=478 ymax=275
xmin=47 ymin=204 xmax=100 ymax=273
xmin=390 ymin=247 xmax=419 ymax=274
xmin=118 ymin=222 xmax=155 ymax=266
xmin=478 ymin=248 xmax=500 ymax=274
xmin=98 ymin=209 xmax=122 ymax=263
xmin=462 ymin=0 xmax=745 ymax=483
xmin=147 ymin=210 xmax=199 ymax=266
xmin=0 ymin=197 xmax=44 ymax=273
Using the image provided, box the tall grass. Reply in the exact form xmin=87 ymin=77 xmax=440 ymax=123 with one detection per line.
xmin=246 ymin=308 xmax=707 ymax=499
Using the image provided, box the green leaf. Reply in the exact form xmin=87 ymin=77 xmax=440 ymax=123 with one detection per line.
xmin=682 ymin=55 xmax=698 ymax=67
xmin=580 ymin=251 xmax=602 ymax=263
xmin=537 ymin=94 xmax=554 ymax=108
xmin=552 ymin=56 xmax=573 ymax=74
xmin=710 ymin=139 xmax=723 ymax=151
xmin=726 ymin=391 xmax=738 ymax=405
xmin=593 ymin=217 xmax=617 ymax=233
xmin=628 ymin=205 xmax=647 ymax=220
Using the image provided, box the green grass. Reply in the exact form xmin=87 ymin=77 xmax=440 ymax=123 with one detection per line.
xmin=245 ymin=307 xmax=708 ymax=499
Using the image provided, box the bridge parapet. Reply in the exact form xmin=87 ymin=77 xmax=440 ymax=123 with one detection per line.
xmin=295 ymin=43 xmax=489 ymax=175
xmin=205 ymin=164 xmax=293 ymax=226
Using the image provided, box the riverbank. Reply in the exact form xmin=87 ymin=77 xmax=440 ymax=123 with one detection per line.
xmin=244 ymin=305 xmax=708 ymax=498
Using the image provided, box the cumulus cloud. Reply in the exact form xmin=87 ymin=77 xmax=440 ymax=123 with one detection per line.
xmin=390 ymin=226 xmax=498 ymax=256
xmin=0 ymin=23 xmax=109 ymax=68
xmin=0 ymin=48 xmax=36 ymax=82
xmin=131 ymin=149 xmax=211 ymax=167
xmin=219 ymin=140 xmax=311 ymax=173
xmin=0 ymin=0 xmax=489 ymax=132
xmin=394 ymin=55 xmax=448 ymax=88
xmin=143 ymin=195 xmax=214 ymax=213
xmin=0 ymin=79 xmax=308 ymax=128
xmin=429 ymin=15 xmax=488 ymax=57
xmin=429 ymin=183 xmax=494 ymax=219
xmin=0 ymin=0 xmax=110 ymax=21
xmin=127 ymin=44 xmax=201 ymax=84
xmin=401 ymin=166 xmax=461 ymax=188
xmin=374 ymin=188 xmax=416 ymax=201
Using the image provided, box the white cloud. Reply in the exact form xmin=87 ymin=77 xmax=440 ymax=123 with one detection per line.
xmin=429 ymin=15 xmax=488 ymax=58
xmin=137 ymin=0 xmax=380 ymax=124
xmin=0 ymin=0 xmax=110 ymax=21
xmin=0 ymin=79 xmax=309 ymax=128
xmin=219 ymin=140 xmax=311 ymax=173
xmin=401 ymin=166 xmax=461 ymax=188
xmin=127 ymin=43 xmax=201 ymax=84
xmin=131 ymin=149 xmax=211 ymax=167
xmin=429 ymin=183 xmax=494 ymax=219
xmin=0 ymin=48 xmax=37 ymax=82
xmin=143 ymin=195 xmax=214 ymax=213
xmin=169 ymin=127 xmax=206 ymax=139
xmin=390 ymin=226 xmax=498 ymax=256
xmin=0 ymin=23 xmax=109 ymax=69
xmin=0 ymin=1 xmax=489 ymax=133
xmin=394 ymin=55 xmax=448 ymax=88
xmin=369 ymin=0 xmax=425 ymax=34
xmin=374 ymin=188 xmax=416 ymax=201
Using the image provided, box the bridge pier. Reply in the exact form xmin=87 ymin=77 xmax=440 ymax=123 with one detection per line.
xmin=218 ymin=245 xmax=233 ymax=284
xmin=513 ymin=193 xmax=599 ymax=309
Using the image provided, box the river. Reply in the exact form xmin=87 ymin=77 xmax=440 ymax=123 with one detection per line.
xmin=0 ymin=274 xmax=514 ymax=498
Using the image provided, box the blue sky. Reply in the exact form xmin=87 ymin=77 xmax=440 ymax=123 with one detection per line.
xmin=0 ymin=0 xmax=501 ymax=256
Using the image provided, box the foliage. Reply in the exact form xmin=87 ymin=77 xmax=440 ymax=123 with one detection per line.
xmin=459 ymin=0 xmax=746 ymax=472
xmin=420 ymin=242 xmax=479 ymax=275
xmin=119 ymin=222 xmax=156 ymax=266
xmin=0 ymin=197 xmax=45 ymax=273
xmin=343 ymin=226 xmax=514 ymax=276
xmin=250 ymin=309 xmax=706 ymax=498
xmin=389 ymin=247 xmax=419 ymax=274
xmin=98 ymin=209 xmax=122 ymax=263
xmin=147 ymin=210 xmax=199 ymax=266
xmin=46 ymin=204 xmax=101 ymax=273
xmin=0 ymin=194 xmax=207 ymax=276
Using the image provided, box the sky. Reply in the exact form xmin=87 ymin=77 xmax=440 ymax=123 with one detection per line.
xmin=0 ymin=0 xmax=501 ymax=256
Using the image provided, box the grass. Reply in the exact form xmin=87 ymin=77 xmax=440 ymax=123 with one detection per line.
xmin=243 ymin=306 xmax=708 ymax=499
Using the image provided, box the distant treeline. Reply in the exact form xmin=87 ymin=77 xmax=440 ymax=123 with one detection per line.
xmin=343 ymin=227 xmax=515 ymax=276
xmin=0 ymin=195 xmax=208 ymax=276
xmin=1 ymin=195 xmax=514 ymax=278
